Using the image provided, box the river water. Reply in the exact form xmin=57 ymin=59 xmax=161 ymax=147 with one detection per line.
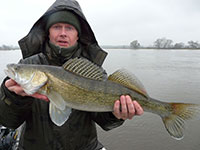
xmin=0 ymin=49 xmax=200 ymax=150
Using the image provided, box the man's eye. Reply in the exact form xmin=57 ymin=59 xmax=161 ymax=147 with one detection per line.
xmin=53 ymin=25 xmax=61 ymax=29
xmin=65 ymin=26 xmax=73 ymax=30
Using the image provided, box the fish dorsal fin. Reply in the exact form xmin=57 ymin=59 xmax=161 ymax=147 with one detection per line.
xmin=108 ymin=69 xmax=148 ymax=97
xmin=63 ymin=57 xmax=106 ymax=81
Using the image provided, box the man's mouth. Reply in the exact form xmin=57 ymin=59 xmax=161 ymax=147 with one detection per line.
xmin=58 ymin=40 xmax=68 ymax=43
xmin=57 ymin=41 xmax=69 ymax=47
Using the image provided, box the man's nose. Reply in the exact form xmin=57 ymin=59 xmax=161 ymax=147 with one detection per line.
xmin=60 ymin=27 xmax=67 ymax=36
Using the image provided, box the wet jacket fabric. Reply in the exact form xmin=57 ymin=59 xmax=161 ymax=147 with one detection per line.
xmin=0 ymin=0 xmax=124 ymax=149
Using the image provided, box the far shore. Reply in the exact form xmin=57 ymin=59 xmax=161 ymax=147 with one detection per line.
xmin=0 ymin=47 xmax=200 ymax=51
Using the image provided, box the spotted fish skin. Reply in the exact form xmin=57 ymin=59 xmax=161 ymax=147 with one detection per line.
xmin=5 ymin=58 xmax=200 ymax=139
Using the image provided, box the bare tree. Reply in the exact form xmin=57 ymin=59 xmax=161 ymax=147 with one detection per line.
xmin=188 ymin=41 xmax=200 ymax=49
xmin=154 ymin=37 xmax=173 ymax=49
xmin=174 ymin=42 xmax=185 ymax=49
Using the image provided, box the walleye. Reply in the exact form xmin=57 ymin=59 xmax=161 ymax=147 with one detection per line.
xmin=4 ymin=57 xmax=200 ymax=140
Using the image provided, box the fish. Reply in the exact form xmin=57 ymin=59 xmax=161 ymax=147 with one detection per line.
xmin=4 ymin=57 xmax=200 ymax=140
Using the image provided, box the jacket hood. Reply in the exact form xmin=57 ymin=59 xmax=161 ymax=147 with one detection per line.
xmin=18 ymin=0 xmax=107 ymax=66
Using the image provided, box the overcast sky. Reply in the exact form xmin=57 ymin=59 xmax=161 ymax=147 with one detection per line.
xmin=0 ymin=0 xmax=200 ymax=46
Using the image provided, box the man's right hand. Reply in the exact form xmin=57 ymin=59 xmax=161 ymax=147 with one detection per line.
xmin=5 ymin=79 xmax=49 ymax=102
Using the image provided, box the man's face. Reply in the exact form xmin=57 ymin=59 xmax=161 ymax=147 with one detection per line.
xmin=49 ymin=23 xmax=79 ymax=48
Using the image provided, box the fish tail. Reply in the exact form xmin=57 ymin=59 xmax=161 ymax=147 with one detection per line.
xmin=161 ymin=103 xmax=200 ymax=140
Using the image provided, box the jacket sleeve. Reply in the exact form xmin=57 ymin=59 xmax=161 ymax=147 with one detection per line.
xmin=91 ymin=112 xmax=124 ymax=131
xmin=0 ymin=77 xmax=33 ymax=129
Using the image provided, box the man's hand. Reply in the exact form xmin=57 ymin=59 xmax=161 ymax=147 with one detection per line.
xmin=112 ymin=95 xmax=143 ymax=120
xmin=5 ymin=79 xmax=49 ymax=102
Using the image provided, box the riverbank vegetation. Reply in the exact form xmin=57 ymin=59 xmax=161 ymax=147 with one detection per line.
xmin=102 ymin=37 xmax=200 ymax=50
xmin=0 ymin=45 xmax=19 ymax=50
xmin=1 ymin=37 xmax=200 ymax=50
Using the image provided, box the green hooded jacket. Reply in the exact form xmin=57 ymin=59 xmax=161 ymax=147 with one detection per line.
xmin=0 ymin=0 xmax=124 ymax=150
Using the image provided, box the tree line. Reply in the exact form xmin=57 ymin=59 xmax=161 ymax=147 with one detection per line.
xmin=130 ymin=37 xmax=200 ymax=49
xmin=0 ymin=45 xmax=19 ymax=50
xmin=1 ymin=38 xmax=200 ymax=50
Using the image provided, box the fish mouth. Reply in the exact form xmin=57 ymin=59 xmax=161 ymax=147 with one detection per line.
xmin=4 ymin=64 xmax=17 ymax=80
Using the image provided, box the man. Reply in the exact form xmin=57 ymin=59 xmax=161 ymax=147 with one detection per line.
xmin=0 ymin=0 xmax=143 ymax=149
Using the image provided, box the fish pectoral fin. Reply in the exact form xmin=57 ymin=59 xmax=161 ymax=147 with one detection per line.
xmin=49 ymin=102 xmax=72 ymax=126
xmin=47 ymin=90 xmax=66 ymax=110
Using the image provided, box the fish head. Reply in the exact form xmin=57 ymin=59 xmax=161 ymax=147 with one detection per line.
xmin=5 ymin=63 xmax=31 ymax=81
xmin=4 ymin=63 xmax=48 ymax=95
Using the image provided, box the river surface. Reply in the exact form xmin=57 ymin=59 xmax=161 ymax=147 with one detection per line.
xmin=0 ymin=49 xmax=200 ymax=150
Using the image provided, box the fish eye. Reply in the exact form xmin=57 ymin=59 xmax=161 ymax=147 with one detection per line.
xmin=13 ymin=65 xmax=20 ymax=72
xmin=14 ymin=66 xmax=18 ymax=70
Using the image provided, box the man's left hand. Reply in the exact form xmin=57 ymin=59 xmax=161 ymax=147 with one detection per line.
xmin=112 ymin=95 xmax=143 ymax=120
